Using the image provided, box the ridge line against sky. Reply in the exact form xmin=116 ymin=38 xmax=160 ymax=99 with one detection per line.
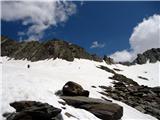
xmin=1 ymin=1 xmax=160 ymax=62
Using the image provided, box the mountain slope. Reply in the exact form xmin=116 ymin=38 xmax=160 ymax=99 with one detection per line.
xmin=107 ymin=62 xmax=160 ymax=87
xmin=1 ymin=36 xmax=102 ymax=62
xmin=1 ymin=57 xmax=158 ymax=120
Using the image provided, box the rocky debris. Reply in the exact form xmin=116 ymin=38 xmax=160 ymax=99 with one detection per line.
xmin=61 ymin=96 xmax=123 ymax=120
xmin=99 ymin=82 xmax=160 ymax=119
xmin=133 ymin=48 xmax=160 ymax=64
xmin=101 ymin=96 xmax=112 ymax=102
xmin=3 ymin=101 xmax=62 ymax=120
xmin=103 ymin=55 xmax=114 ymax=64
xmin=55 ymin=90 xmax=63 ymax=96
xmin=138 ymin=76 xmax=149 ymax=80
xmin=64 ymin=112 xmax=77 ymax=119
xmin=62 ymin=81 xmax=89 ymax=97
xmin=119 ymin=61 xmax=133 ymax=66
xmin=97 ymin=65 xmax=138 ymax=86
xmin=99 ymin=86 xmax=112 ymax=92
xmin=113 ymin=68 xmax=123 ymax=71
xmin=96 ymin=65 xmax=160 ymax=118
xmin=92 ymin=54 xmax=103 ymax=62
xmin=97 ymin=65 xmax=116 ymax=74
xmin=1 ymin=36 xmax=103 ymax=62
xmin=109 ymin=74 xmax=139 ymax=86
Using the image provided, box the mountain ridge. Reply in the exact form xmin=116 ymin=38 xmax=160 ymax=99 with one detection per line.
xmin=133 ymin=48 xmax=160 ymax=64
xmin=1 ymin=36 xmax=103 ymax=62
xmin=1 ymin=36 xmax=160 ymax=65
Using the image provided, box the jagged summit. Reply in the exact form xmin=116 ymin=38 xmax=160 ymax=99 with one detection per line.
xmin=133 ymin=48 xmax=160 ymax=64
xmin=1 ymin=36 xmax=103 ymax=62
xmin=119 ymin=48 xmax=160 ymax=66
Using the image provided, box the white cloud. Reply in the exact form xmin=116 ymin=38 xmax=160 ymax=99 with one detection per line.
xmin=90 ymin=41 xmax=105 ymax=48
xmin=110 ymin=14 xmax=160 ymax=62
xmin=109 ymin=50 xmax=133 ymax=62
xmin=1 ymin=1 xmax=76 ymax=40
xmin=130 ymin=14 xmax=160 ymax=54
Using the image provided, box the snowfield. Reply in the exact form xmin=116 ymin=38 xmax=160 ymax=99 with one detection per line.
xmin=108 ymin=62 xmax=160 ymax=87
xmin=0 ymin=57 xmax=159 ymax=120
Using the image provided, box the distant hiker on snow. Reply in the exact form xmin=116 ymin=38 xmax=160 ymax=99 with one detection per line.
xmin=27 ymin=64 xmax=30 ymax=68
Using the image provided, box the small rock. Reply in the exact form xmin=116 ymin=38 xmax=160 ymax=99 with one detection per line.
xmin=65 ymin=112 xmax=77 ymax=119
xmin=91 ymin=86 xmax=96 ymax=88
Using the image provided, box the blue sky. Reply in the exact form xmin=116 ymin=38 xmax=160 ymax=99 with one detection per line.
xmin=1 ymin=1 xmax=160 ymax=58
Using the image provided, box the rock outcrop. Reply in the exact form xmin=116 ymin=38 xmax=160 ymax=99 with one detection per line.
xmin=103 ymin=55 xmax=114 ymax=64
xmin=3 ymin=101 xmax=62 ymax=120
xmin=109 ymin=74 xmax=139 ymax=86
xmin=1 ymin=36 xmax=103 ymax=62
xmin=61 ymin=96 xmax=123 ymax=120
xmin=98 ymin=64 xmax=159 ymax=119
xmin=62 ymin=81 xmax=89 ymax=97
xmin=97 ymin=65 xmax=139 ymax=86
xmin=99 ymin=82 xmax=160 ymax=119
xmin=59 ymin=81 xmax=123 ymax=120
xmin=133 ymin=48 xmax=160 ymax=64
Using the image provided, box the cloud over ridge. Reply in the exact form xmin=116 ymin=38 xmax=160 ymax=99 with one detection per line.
xmin=110 ymin=14 xmax=160 ymax=62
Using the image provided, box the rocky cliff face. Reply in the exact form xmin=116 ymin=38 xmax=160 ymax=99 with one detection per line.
xmin=1 ymin=36 xmax=103 ymax=62
xmin=133 ymin=48 xmax=160 ymax=64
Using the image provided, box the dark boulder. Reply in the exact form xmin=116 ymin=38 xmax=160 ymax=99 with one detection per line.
xmin=61 ymin=96 xmax=123 ymax=120
xmin=3 ymin=101 xmax=62 ymax=120
xmin=62 ymin=81 xmax=89 ymax=97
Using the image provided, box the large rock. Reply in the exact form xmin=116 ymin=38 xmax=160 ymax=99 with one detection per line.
xmin=3 ymin=101 xmax=62 ymax=120
xmin=61 ymin=96 xmax=123 ymax=120
xmin=62 ymin=81 xmax=89 ymax=97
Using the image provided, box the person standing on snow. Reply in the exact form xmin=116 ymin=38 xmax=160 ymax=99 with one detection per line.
xmin=27 ymin=64 xmax=30 ymax=68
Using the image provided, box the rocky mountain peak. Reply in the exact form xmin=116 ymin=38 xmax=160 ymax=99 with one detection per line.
xmin=133 ymin=48 xmax=160 ymax=64
xmin=1 ymin=36 xmax=103 ymax=62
